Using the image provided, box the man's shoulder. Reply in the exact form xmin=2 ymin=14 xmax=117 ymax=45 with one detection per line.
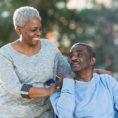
xmin=99 ymin=74 xmax=115 ymax=81
xmin=93 ymin=73 xmax=116 ymax=84
xmin=99 ymin=74 xmax=117 ymax=88
xmin=99 ymin=73 xmax=113 ymax=79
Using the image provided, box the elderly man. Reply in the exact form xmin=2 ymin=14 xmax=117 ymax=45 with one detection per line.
xmin=50 ymin=43 xmax=118 ymax=118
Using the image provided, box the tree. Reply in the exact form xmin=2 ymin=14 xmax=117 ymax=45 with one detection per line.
xmin=0 ymin=0 xmax=118 ymax=71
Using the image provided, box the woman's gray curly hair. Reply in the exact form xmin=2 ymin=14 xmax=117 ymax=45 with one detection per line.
xmin=13 ymin=6 xmax=41 ymax=28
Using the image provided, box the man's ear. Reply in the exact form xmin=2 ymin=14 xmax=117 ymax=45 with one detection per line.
xmin=90 ymin=57 xmax=96 ymax=66
xmin=15 ymin=26 xmax=21 ymax=36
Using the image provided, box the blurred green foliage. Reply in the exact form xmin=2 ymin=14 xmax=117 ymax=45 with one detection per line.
xmin=0 ymin=0 xmax=118 ymax=71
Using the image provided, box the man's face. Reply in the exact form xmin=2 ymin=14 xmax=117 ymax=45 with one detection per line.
xmin=69 ymin=45 xmax=93 ymax=73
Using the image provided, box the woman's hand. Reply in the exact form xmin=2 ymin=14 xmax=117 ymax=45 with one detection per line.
xmin=48 ymin=83 xmax=60 ymax=95
xmin=29 ymin=83 xmax=60 ymax=98
xmin=93 ymin=69 xmax=113 ymax=77
xmin=64 ymin=75 xmax=73 ymax=79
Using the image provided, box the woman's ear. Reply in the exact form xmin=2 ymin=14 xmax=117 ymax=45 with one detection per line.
xmin=15 ymin=26 xmax=21 ymax=36
xmin=90 ymin=57 xmax=96 ymax=66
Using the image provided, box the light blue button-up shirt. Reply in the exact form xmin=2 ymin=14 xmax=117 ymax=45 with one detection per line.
xmin=50 ymin=74 xmax=118 ymax=118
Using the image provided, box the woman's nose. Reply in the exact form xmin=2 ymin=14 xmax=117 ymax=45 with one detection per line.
xmin=36 ymin=29 xmax=42 ymax=36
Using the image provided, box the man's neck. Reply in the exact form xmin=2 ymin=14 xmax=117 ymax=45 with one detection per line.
xmin=75 ymin=69 xmax=93 ymax=82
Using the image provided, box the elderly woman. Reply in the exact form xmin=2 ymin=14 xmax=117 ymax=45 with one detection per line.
xmin=0 ymin=6 xmax=72 ymax=118
xmin=0 ymin=6 xmax=112 ymax=118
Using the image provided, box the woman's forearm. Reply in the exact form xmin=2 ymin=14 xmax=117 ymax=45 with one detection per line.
xmin=28 ymin=83 xmax=60 ymax=98
xmin=93 ymin=69 xmax=113 ymax=76
xmin=28 ymin=87 xmax=51 ymax=98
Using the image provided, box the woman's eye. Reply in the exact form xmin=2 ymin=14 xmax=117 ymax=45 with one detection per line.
xmin=31 ymin=29 xmax=36 ymax=32
xmin=31 ymin=28 xmax=42 ymax=32
xmin=78 ymin=54 xmax=82 ymax=57
xmin=39 ymin=28 xmax=42 ymax=31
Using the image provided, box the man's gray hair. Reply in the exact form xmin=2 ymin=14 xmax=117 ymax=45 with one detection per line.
xmin=13 ymin=6 xmax=41 ymax=28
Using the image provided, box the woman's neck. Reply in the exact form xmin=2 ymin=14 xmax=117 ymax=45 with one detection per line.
xmin=11 ymin=39 xmax=41 ymax=56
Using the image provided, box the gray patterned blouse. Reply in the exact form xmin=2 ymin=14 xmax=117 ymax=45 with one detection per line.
xmin=0 ymin=39 xmax=73 ymax=118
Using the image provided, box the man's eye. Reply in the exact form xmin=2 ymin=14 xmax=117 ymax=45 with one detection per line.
xmin=70 ymin=55 xmax=73 ymax=58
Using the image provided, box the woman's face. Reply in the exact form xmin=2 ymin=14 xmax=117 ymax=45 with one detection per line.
xmin=18 ymin=16 xmax=42 ymax=46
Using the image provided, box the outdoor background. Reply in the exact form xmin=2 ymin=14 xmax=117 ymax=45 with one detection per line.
xmin=0 ymin=0 xmax=118 ymax=78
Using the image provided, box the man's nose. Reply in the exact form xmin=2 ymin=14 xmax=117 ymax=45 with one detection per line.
xmin=71 ymin=56 xmax=78 ymax=61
